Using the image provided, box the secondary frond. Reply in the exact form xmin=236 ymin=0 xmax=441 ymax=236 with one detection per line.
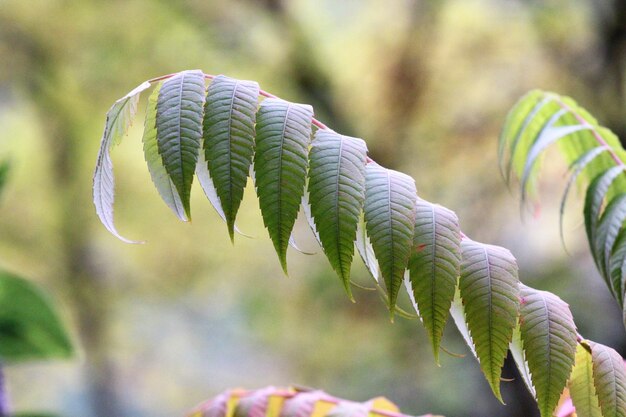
xmin=500 ymin=90 xmax=626 ymax=325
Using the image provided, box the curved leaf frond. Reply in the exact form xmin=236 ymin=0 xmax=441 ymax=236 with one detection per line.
xmin=518 ymin=285 xmax=577 ymax=417
xmin=308 ymin=130 xmax=368 ymax=298
xmin=363 ymin=163 xmax=417 ymax=315
xmin=94 ymin=73 xmax=626 ymax=413
xmin=203 ymin=75 xmax=260 ymax=240
xmin=500 ymin=89 xmax=626 ymax=321
xmin=93 ymin=80 xmax=151 ymax=243
xmin=254 ymin=98 xmax=314 ymax=273
xmin=156 ymin=70 xmax=206 ymax=220
xmin=408 ymin=199 xmax=461 ymax=362
xmin=459 ymin=239 xmax=519 ymax=401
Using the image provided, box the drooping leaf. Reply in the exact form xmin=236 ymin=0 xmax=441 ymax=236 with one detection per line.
xmin=143 ymin=82 xmax=188 ymax=221
xmin=589 ymin=341 xmax=626 ymax=417
xmin=449 ymin=286 xmax=476 ymax=358
xmin=570 ymin=343 xmax=603 ymax=417
xmin=519 ymin=111 xmax=591 ymax=202
xmin=156 ymin=70 xmax=206 ymax=220
xmin=499 ymin=90 xmax=550 ymax=181
xmin=254 ymin=98 xmax=313 ymax=273
xmin=500 ymin=90 xmax=626 ymax=318
xmin=510 ymin=322 xmax=536 ymax=399
xmin=308 ymin=130 xmax=368 ymax=298
xmin=519 ymin=284 xmax=577 ymax=417
xmin=302 ymin=190 xmax=322 ymax=246
xmin=93 ymin=80 xmax=151 ymax=242
xmin=202 ymin=75 xmax=259 ymax=240
xmin=609 ymin=228 xmax=626 ymax=309
xmin=363 ymin=163 xmax=417 ymax=315
xmin=584 ymin=166 xmax=626 ymax=280
xmin=408 ymin=199 xmax=461 ymax=362
xmin=0 ymin=271 xmax=73 ymax=362
xmin=596 ymin=194 xmax=626 ymax=291
xmin=559 ymin=146 xmax=608 ymax=245
xmin=459 ymin=239 xmax=519 ymax=401
xmin=356 ymin=214 xmax=379 ymax=282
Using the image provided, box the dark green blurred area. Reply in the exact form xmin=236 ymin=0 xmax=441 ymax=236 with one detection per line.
xmin=0 ymin=0 xmax=625 ymax=416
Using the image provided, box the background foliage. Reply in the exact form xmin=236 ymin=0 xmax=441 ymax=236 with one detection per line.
xmin=1 ymin=1 xmax=625 ymax=417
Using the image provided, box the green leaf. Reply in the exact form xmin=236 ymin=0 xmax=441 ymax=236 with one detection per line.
xmin=518 ymin=284 xmax=577 ymax=417
xmin=520 ymin=114 xmax=591 ymax=202
xmin=202 ymin=75 xmax=259 ymax=240
xmin=254 ymin=98 xmax=313 ymax=273
xmin=596 ymin=193 xmax=626 ymax=290
xmin=156 ymin=70 xmax=206 ymax=220
xmin=407 ymin=199 xmax=461 ymax=362
xmin=143 ymin=82 xmax=188 ymax=221
xmin=0 ymin=271 xmax=73 ymax=362
xmin=584 ymin=166 xmax=626 ymax=280
xmin=308 ymin=130 xmax=368 ymax=298
xmin=459 ymin=239 xmax=519 ymax=401
xmin=559 ymin=146 xmax=608 ymax=245
xmin=609 ymin=228 xmax=626 ymax=308
xmin=570 ymin=343 xmax=603 ymax=417
xmin=0 ymin=159 xmax=10 ymax=199
xmin=589 ymin=341 xmax=626 ymax=417
xmin=93 ymin=80 xmax=151 ymax=243
xmin=363 ymin=163 xmax=416 ymax=315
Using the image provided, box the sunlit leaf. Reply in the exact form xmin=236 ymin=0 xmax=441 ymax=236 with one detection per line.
xmin=93 ymin=80 xmax=151 ymax=242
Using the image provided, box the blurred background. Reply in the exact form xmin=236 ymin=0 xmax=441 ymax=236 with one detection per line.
xmin=0 ymin=0 xmax=625 ymax=416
